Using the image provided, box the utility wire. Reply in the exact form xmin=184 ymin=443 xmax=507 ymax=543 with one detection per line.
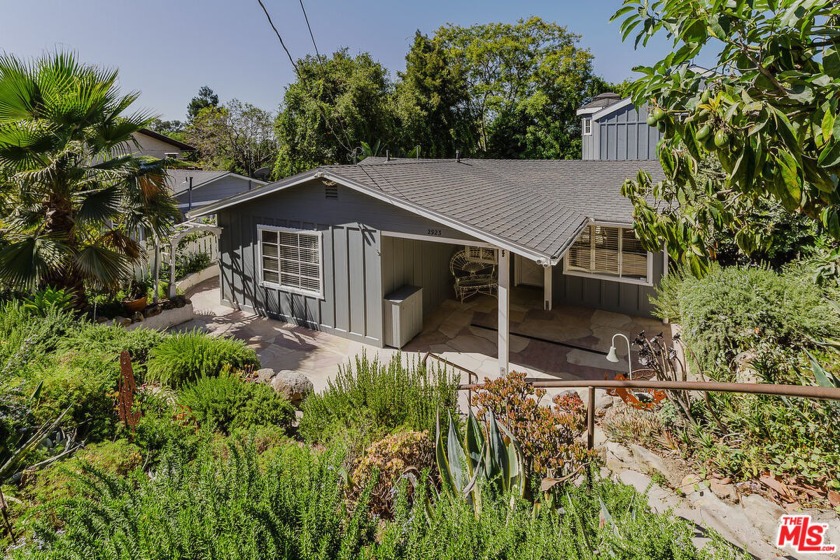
xmin=256 ymin=0 xmax=356 ymax=157
xmin=256 ymin=0 xmax=299 ymax=75
xmin=298 ymin=0 xmax=321 ymax=59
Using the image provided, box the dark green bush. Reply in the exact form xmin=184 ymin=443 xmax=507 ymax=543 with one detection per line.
xmin=299 ymin=353 xmax=459 ymax=446
xmin=18 ymin=440 xmax=372 ymax=560
xmin=175 ymin=252 xmax=212 ymax=280
xmin=145 ymin=330 xmax=260 ymax=387
xmin=651 ymin=264 xmax=840 ymax=488
xmin=57 ymin=322 xmax=167 ymax=378
xmin=652 ymin=264 xmax=840 ymax=380
xmin=178 ymin=374 xmax=294 ymax=434
xmin=14 ymin=439 xmax=743 ymax=560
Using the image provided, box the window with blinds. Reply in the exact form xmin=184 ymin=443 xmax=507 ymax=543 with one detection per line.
xmin=259 ymin=227 xmax=322 ymax=296
xmin=566 ymin=225 xmax=650 ymax=283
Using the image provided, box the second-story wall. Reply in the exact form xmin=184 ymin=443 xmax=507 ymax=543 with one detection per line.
xmin=582 ymin=102 xmax=663 ymax=161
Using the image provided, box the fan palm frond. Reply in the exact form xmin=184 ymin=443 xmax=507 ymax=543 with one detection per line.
xmin=0 ymin=235 xmax=70 ymax=290
xmin=73 ymin=243 xmax=129 ymax=290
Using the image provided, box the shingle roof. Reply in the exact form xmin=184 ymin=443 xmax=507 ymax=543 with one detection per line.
xmin=188 ymin=158 xmax=663 ymax=264
xmin=578 ymin=92 xmax=623 ymax=111
xmin=165 ymin=170 xmax=230 ymax=195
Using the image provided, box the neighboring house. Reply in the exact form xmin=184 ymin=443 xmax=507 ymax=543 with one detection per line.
xmin=578 ymin=92 xmax=664 ymax=161
xmin=187 ymin=94 xmax=666 ymax=374
xmin=131 ymin=128 xmax=196 ymax=160
xmin=166 ymin=169 xmax=267 ymax=215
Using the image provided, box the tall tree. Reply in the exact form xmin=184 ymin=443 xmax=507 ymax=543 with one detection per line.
xmin=0 ymin=52 xmax=178 ymax=299
xmin=394 ymin=31 xmax=475 ymax=158
xmin=613 ymin=0 xmax=840 ymax=276
xmin=186 ymin=100 xmax=277 ymax=177
xmin=435 ymin=17 xmax=603 ymax=159
xmin=273 ymin=50 xmax=395 ymax=177
xmin=187 ymin=85 xmax=219 ymax=121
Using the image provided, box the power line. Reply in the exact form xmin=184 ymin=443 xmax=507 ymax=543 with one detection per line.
xmin=256 ymin=0 xmax=299 ymax=75
xmin=298 ymin=0 xmax=321 ymax=59
xmin=256 ymin=0 xmax=356 ymax=158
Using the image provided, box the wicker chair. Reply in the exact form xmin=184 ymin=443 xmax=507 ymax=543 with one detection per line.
xmin=450 ymin=249 xmax=498 ymax=302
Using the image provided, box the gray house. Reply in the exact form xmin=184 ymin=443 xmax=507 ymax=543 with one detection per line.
xmin=166 ymin=169 xmax=267 ymax=214
xmin=188 ymin=95 xmax=664 ymax=375
xmin=578 ymin=93 xmax=664 ymax=161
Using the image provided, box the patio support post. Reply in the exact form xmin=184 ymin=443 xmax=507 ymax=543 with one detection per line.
xmin=498 ymin=248 xmax=510 ymax=375
xmin=543 ymin=265 xmax=552 ymax=310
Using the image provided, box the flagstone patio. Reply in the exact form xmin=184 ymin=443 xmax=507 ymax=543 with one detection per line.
xmin=179 ymin=278 xmax=669 ymax=393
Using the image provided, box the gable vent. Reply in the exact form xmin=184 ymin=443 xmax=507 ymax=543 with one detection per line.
xmin=325 ymin=185 xmax=338 ymax=199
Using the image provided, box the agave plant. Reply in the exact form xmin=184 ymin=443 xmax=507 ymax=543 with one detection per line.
xmin=435 ymin=409 xmax=525 ymax=513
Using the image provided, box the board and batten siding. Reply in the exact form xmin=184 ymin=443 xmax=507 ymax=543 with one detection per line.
xmin=583 ymin=103 xmax=663 ymax=161
xmin=381 ymin=237 xmax=460 ymax=316
xmin=217 ymin=179 xmax=479 ymax=346
xmin=551 ymin=252 xmax=665 ymax=317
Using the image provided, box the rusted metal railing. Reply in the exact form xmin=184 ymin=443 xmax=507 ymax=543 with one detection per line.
xmin=423 ymin=352 xmax=479 ymax=404
xmin=457 ymin=378 xmax=840 ymax=450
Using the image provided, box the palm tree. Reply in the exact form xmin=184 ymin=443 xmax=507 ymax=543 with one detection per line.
xmin=0 ymin=51 xmax=178 ymax=301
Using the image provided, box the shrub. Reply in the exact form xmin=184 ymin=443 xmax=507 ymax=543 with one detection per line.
xmin=145 ymin=330 xmax=259 ymax=387
xmin=175 ymin=252 xmax=212 ymax=280
xmin=27 ymin=439 xmax=143 ymax=506
xmin=471 ymin=372 xmax=595 ymax=479
xmin=132 ymin=387 xmax=200 ymax=460
xmin=350 ymin=430 xmax=434 ymax=517
xmin=370 ymin=476 xmax=743 ymax=559
xmin=651 ymin=264 xmax=840 ymax=492
xmin=13 ymin=440 xmax=744 ymax=559
xmin=18 ymin=440 xmax=374 ymax=560
xmin=178 ymin=373 xmax=294 ymax=434
xmin=57 ymin=322 xmax=167 ymax=378
xmin=651 ymin=264 xmax=840 ymax=380
xmin=0 ymin=300 xmax=76 ymax=377
xmin=299 ymin=353 xmax=459 ymax=446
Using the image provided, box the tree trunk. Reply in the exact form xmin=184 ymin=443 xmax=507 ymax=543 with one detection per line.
xmin=42 ymin=194 xmax=86 ymax=308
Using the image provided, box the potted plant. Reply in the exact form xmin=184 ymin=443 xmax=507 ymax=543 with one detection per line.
xmin=123 ymin=277 xmax=150 ymax=313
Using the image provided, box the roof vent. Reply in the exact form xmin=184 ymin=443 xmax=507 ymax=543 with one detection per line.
xmin=325 ymin=185 xmax=338 ymax=199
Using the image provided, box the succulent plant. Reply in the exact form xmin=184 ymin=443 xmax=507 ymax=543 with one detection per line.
xmin=435 ymin=409 xmax=525 ymax=513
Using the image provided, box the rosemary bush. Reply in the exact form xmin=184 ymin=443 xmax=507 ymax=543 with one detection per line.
xmin=298 ymin=353 xmax=459 ymax=445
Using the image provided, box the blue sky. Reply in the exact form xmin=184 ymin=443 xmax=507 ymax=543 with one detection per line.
xmin=0 ymin=1 xmax=674 ymax=120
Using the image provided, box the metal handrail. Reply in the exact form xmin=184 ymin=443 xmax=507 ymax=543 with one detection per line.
xmin=457 ymin=377 xmax=840 ymax=449
xmin=423 ymin=352 xmax=479 ymax=404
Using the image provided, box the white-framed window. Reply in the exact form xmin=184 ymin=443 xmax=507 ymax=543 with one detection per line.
xmin=258 ymin=225 xmax=323 ymax=297
xmin=564 ymin=224 xmax=652 ymax=285
xmin=582 ymin=117 xmax=592 ymax=135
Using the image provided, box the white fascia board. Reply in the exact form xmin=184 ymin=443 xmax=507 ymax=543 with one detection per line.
xmin=186 ymin=172 xmax=318 ymax=218
xmin=576 ymin=107 xmax=601 ymax=116
xmin=592 ymin=98 xmax=635 ymax=121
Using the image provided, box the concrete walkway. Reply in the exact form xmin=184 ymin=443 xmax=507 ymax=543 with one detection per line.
xmin=180 ymin=278 xmax=667 ymax=393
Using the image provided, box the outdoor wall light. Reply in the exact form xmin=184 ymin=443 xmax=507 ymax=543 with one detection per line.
xmin=606 ymin=333 xmax=633 ymax=380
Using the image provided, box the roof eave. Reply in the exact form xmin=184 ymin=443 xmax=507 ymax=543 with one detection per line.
xmin=591 ymin=98 xmax=636 ymax=121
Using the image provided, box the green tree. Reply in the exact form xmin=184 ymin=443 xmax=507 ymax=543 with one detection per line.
xmin=393 ymin=31 xmax=475 ymax=158
xmin=273 ymin=50 xmax=395 ymax=177
xmin=0 ymin=52 xmax=178 ymax=299
xmin=613 ymin=0 xmax=840 ymax=276
xmin=435 ymin=17 xmax=603 ymax=159
xmin=187 ymin=85 xmax=219 ymax=121
xmin=186 ymin=100 xmax=277 ymax=177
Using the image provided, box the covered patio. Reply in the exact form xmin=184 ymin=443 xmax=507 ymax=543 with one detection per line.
xmin=404 ymin=285 xmax=668 ymax=382
xmin=183 ymin=278 xmax=667 ymax=391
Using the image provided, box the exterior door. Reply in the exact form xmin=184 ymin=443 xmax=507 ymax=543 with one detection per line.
xmin=514 ymin=254 xmax=544 ymax=287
